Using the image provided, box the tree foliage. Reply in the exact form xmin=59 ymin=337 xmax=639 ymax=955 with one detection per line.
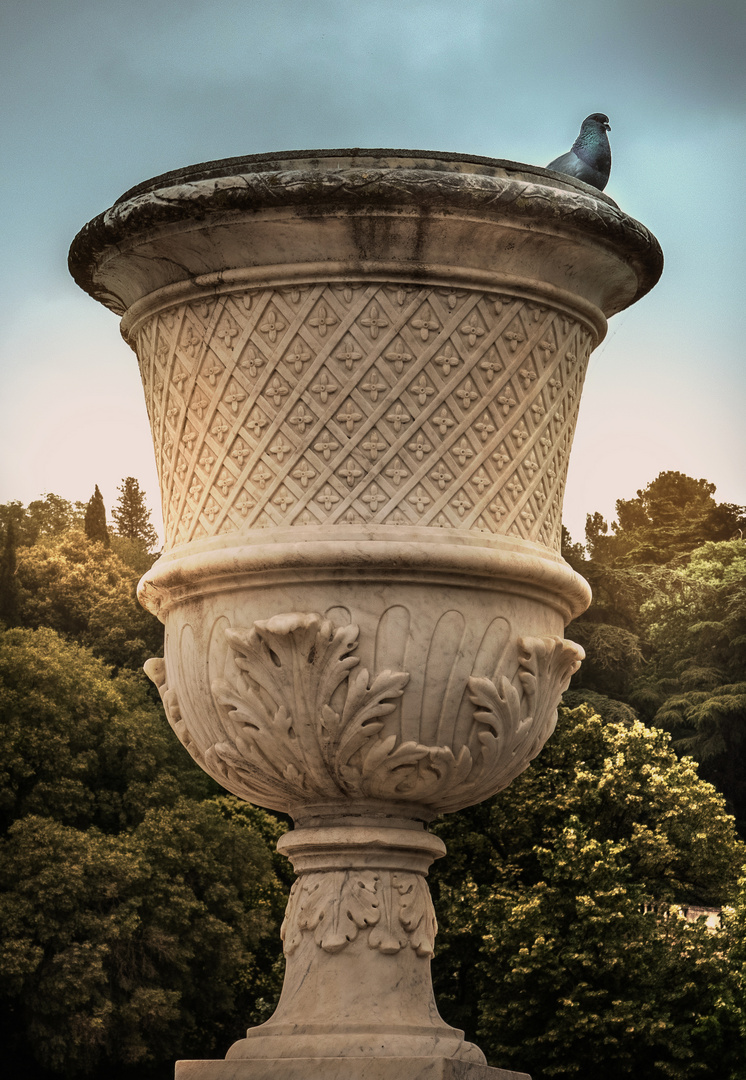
xmin=2 ymin=475 xmax=746 ymax=1078
xmin=0 ymin=626 xmax=286 ymax=1077
xmin=431 ymin=706 xmax=746 ymax=1078
xmin=0 ymin=627 xmax=209 ymax=834
xmin=83 ymin=485 xmax=109 ymax=547
xmin=565 ymin=473 xmax=746 ymax=833
xmin=12 ymin=530 xmax=162 ymax=671
xmin=0 ymin=494 xmax=83 ymax=548
xmin=585 ymin=472 xmax=745 ymax=567
xmin=112 ymin=478 xmax=159 ymax=554
xmin=0 ymin=519 xmax=19 ymax=626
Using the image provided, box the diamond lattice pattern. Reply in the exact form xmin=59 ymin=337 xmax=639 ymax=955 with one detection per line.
xmin=135 ymin=283 xmax=594 ymax=551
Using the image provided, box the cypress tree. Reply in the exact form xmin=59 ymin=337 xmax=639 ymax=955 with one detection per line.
xmin=112 ymin=477 xmax=158 ymax=551
xmin=0 ymin=520 xmax=19 ymax=625
xmin=84 ymin=484 xmax=110 ymax=547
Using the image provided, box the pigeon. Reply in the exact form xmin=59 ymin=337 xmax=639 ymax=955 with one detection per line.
xmin=546 ymin=113 xmax=611 ymax=191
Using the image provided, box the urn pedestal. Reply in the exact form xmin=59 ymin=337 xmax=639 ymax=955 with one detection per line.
xmin=70 ymin=149 xmax=662 ymax=1080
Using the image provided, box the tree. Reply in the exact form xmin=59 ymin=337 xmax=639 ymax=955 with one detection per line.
xmin=565 ymin=477 xmax=746 ymax=732
xmin=585 ymin=472 xmax=745 ymax=568
xmin=112 ymin=478 xmax=159 ymax=553
xmin=0 ymin=626 xmax=210 ymax=834
xmin=640 ymin=540 xmax=746 ymax=689
xmin=13 ymin=530 xmax=162 ymax=670
xmin=0 ymin=803 xmax=283 ymax=1077
xmin=0 ymin=626 xmax=287 ymax=1077
xmin=620 ymin=540 xmax=746 ymax=832
xmin=723 ymin=874 xmax=746 ymax=1078
xmin=0 ymin=494 xmax=83 ymax=548
xmin=561 ymin=525 xmax=586 ymax=575
xmin=84 ymin=485 xmax=109 ymax=547
xmin=476 ymin=823 xmax=740 ymax=1080
xmin=0 ymin=520 xmax=19 ymax=626
xmin=430 ymin=705 xmax=746 ymax=1078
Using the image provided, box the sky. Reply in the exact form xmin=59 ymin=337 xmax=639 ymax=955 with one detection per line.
xmin=1 ymin=0 xmax=744 ymax=545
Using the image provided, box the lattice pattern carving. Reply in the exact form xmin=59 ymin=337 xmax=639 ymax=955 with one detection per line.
xmin=135 ymin=283 xmax=593 ymax=550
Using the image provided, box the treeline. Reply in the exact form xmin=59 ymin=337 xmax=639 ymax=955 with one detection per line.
xmin=0 ymin=482 xmax=291 ymax=1078
xmin=562 ymin=471 xmax=746 ymax=836
xmin=0 ymin=473 xmax=745 ymax=1079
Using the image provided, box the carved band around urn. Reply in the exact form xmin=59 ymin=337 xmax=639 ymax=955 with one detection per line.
xmin=147 ymin=610 xmax=583 ymax=819
xmin=134 ymin=282 xmax=593 ymax=552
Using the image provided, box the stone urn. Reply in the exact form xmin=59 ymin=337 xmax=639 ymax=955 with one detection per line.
xmin=69 ymin=149 xmax=662 ymax=1080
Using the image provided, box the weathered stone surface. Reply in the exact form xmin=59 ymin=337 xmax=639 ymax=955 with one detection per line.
xmin=175 ymin=1058 xmax=530 ymax=1080
xmin=70 ymin=150 xmax=662 ymax=1077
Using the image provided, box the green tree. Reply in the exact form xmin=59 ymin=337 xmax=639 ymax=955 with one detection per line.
xmin=723 ymin=874 xmax=746 ymax=1078
xmin=639 ymin=540 xmax=746 ymax=689
xmin=0 ymin=520 xmax=19 ymax=626
xmin=0 ymin=626 xmax=286 ymax=1077
xmin=0 ymin=494 xmax=83 ymax=548
xmin=476 ymin=823 xmax=739 ymax=1079
xmin=84 ymin=485 xmax=109 ymax=547
xmin=565 ymin=476 xmax=745 ymax=715
xmin=585 ymin=472 xmax=745 ymax=568
xmin=14 ymin=530 xmax=162 ymax=670
xmin=112 ymin=478 xmax=159 ymax=554
xmin=0 ymin=626 xmax=210 ymax=834
xmin=430 ymin=705 xmax=746 ymax=1078
xmin=623 ymin=540 xmax=746 ymax=831
xmin=0 ymin=803 xmax=282 ymax=1077
xmin=654 ymin=685 xmax=746 ymax=836
xmin=561 ymin=525 xmax=586 ymax=575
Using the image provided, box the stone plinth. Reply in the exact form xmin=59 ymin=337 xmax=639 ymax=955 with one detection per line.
xmin=174 ymin=1059 xmax=529 ymax=1080
xmin=69 ymin=149 xmax=663 ymax=1080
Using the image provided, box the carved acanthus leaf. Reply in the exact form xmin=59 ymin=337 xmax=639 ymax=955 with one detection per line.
xmin=393 ymin=872 xmax=437 ymax=958
xmin=207 ymin=615 xmax=583 ymax=814
xmin=437 ymin=633 xmax=585 ymax=812
xmin=281 ymin=869 xmax=437 ymax=958
xmin=281 ymin=870 xmax=380 ymax=955
xmin=210 ymin=613 xmax=409 ymax=807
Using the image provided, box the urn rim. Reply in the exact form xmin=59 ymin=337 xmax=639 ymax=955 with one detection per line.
xmin=68 ymin=148 xmax=663 ymax=317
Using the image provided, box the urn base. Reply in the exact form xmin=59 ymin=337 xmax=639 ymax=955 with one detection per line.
xmin=175 ymin=1056 xmax=530 ymax=1080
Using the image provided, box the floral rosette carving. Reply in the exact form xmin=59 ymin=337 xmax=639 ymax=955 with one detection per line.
xmin=206 ymin=612 xmax=584 ymax=815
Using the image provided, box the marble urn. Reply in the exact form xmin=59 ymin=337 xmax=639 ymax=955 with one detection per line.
xmin=69 ymin=149 xmax=663 ymax=1080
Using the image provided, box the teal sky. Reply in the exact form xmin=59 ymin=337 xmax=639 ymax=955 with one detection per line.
xmin=1 ymin=0 xmax=744 ymax=543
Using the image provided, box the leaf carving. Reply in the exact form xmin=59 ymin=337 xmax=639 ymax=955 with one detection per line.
xmin=144 ymin=656 xmax=206 ymax=768
xmin=281 ymin=870 xmax=380 ymax=955
xmin=206 ymin=614 xmax=583 ymax=817
xmin=210 ymin=613 xmax=409 ymax=808
xmin=281 ymin=869 xmax=437 ymax=957
xmin=433 ymin=634 xmax=586 ymax=812
xmin=393 ymin=872 xmax=437 ymax=957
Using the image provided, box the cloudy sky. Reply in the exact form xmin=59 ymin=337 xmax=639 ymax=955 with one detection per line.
xmin=1 ymin=0 xmax=744 ymax=544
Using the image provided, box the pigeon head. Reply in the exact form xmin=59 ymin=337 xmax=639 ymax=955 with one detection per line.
xmin=583 ymin=113 xmax=611 ymax=133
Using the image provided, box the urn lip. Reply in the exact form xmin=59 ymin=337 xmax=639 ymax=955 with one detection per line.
xmin=113 ymin=147 xmax=621 ymax=205
xmin=68 ymin=147 xmax=663 ymax=318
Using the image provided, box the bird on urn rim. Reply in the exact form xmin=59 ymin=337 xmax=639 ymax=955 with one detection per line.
xmin=547 ymin=113 xmax=612 ymax=191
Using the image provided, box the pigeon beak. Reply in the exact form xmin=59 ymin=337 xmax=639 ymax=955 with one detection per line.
xmin=604 ymin=122 xmax=611 ymax=131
